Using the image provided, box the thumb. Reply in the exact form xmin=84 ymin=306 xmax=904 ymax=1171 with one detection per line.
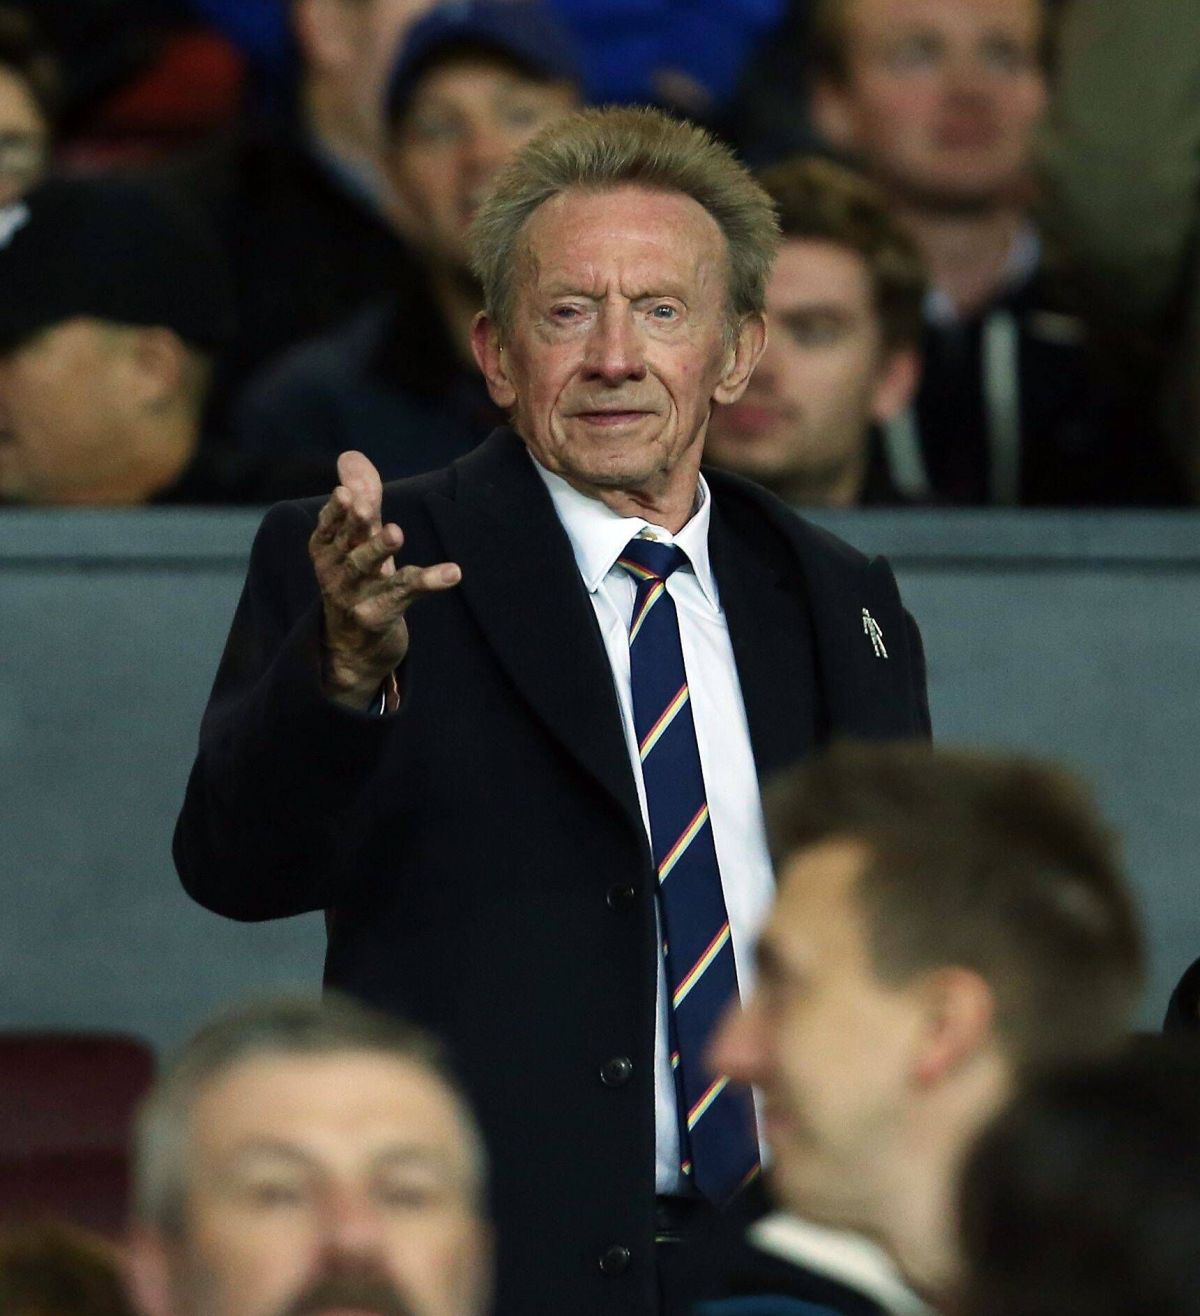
xmin=336 ymin=450 xmax=383 ymax=506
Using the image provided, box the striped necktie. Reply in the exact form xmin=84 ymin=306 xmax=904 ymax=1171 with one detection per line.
xmin=617 ymin=536 xmax=760 ymax=1203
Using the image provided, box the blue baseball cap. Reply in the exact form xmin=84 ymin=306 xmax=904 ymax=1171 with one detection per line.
xmin=384 ymin=0 xmax=582 ymax=126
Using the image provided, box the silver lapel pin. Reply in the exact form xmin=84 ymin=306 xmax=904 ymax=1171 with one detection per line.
xmin=862 ymin=609 xmax=888 ymax=659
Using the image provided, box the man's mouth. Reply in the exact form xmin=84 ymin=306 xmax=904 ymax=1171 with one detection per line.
xmin=719 ymin=401 xmax=789 ymax=436
xmin=573 ymin=409 xmax=651 ymax=427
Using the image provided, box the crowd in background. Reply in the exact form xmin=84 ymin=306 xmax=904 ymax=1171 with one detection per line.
xmin=0 ymin=0 xmax=1196 ymax=508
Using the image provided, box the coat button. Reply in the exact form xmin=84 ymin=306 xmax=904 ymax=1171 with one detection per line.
xmin=599 ymin=1244 xmax=631 ymax=1275
xmin=600 ymin=1055 xmax=633 ymax=1087
xmin=606 ymin=884 xmax=636 ymax=910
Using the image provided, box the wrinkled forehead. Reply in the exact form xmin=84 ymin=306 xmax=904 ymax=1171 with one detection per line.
xmin=513 ymin=184 xmax=730 ymax=296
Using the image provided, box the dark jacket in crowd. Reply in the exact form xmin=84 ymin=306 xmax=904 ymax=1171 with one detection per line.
xmin=882 ymin=242 xmax=1181 ymax=506
xmin=233 ymin=281 xmax=503 ymax=496
xmin=149 ymin=121 xmax=415 ymax=428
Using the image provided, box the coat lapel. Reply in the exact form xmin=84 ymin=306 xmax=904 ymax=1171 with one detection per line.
xmin=708 ymin=502 xmax=819 ymax=780
xmin=799 ymin=539 xmax=929 ymax=740
xmin=424 ymin=430 xmax=645 ymax=835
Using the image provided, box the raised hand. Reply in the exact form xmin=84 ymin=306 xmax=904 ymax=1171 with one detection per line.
xmin=308 ymin=451 xmax=461 ymax=709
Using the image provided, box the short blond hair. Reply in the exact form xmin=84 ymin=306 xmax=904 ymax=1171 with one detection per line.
xmin=469 ymin=105 xmax=780 ymax=337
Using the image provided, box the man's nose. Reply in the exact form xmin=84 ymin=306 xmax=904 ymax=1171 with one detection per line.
xmin=460 ymin=121 xmax=511 ymax=182
xmin=708 ymin=997 xmax=766 ymax=1085
xmin=317 ymin=1186 xmax=389 ymax=1260
xmin=583 ymin=305 xmax=647 ymax=385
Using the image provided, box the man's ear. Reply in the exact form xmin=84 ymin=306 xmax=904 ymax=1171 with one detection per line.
xmin=811 ymin=77 xmax=858 ymax=152
xmin=712 ymin=314 xmax=766 ymax=405
xmin=470 ymin=311 xmax=517 ymax=410
xmin=124 ymin=1227 xmax=177 ymax=1316
xmin=871 ymin=346 xmax=921 ymax=424
xmin=127 ymin=327 xmax=188 ymax=413
xmin=911 ymin=967 xmax=997 ymax=1089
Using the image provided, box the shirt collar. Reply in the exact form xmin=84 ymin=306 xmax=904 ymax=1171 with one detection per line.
xmin=529 ymin=450 xmax=720 ymax=610
xmin=925 ymin=221 xmax=1042 ymax=327
xmin=748 ymin=1213 xmax=934 ymax=1316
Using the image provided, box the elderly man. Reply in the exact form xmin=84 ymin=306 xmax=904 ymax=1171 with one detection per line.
xmin=125 ymin=996 xmax=491 ymax=1316
xmin=175 ymin=106 xmax=929 ymax=1316
xmin=709 ymin=742 xmax=1144 ymax=1312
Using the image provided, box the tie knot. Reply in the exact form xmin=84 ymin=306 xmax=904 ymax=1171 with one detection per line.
xmin=617 ymin=537 xmax=688 ymax=584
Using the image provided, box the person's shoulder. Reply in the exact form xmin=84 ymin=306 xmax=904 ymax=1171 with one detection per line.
xmin=705 ymin=466 xmax=873 ymax=572
xmin=247 ymin=302 xmax=392 ymax=398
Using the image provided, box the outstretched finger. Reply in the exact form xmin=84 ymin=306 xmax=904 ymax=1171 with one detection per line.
xmin=392 ymin=561 xmax=463 ymax=608
xmin=344 ymin=522 xmax=405 ymax=581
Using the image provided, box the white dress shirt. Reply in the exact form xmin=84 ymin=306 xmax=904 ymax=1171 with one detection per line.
xmin=532 ymin=456 xmax=774 ymax=1193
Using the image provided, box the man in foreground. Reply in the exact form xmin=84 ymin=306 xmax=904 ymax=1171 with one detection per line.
xmin=175 ymin=106 xmax=930 ymax=1315
xmin=710 ymin=742 xmax=1144 ymax=1310
xmin=126 ymin=995 xmax=491 ymax=1316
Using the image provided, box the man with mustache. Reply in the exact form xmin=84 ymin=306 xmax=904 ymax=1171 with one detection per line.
xmin=175 ymin=106 xmax=929 ymax=1316
xmin=126 ymin=996 xmax=491 ymax=1316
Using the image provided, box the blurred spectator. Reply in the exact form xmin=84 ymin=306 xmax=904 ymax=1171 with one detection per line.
xmin=233 ymin=0 xmax=582 ymax=490
xmin=709 ymin=742 xmax=1144 ymax=1308
xmin=959 ymin=1038 xmax=1200 ymax=1316
xmin=0 ymin=177 xmax=309 ymax=505
xmin=0 ymin=1223 xmax=134 ymax=1316
xmin=0 ymin=7 xmax=60 ymax=206
xmin=809 ymin=0 xmax=1171 ymax=505
xmin=3 ymin=1 xmax=242 ymax=170
xmin=150 ymin=0 xmax=440 ymax=430
xmin=1038 ymin=0 xmax=1200 ymax=500
xmin=704 ymin=155 xmax=924 ymax=506
xmin=124 ymin=995 xmax=491 ymax=1316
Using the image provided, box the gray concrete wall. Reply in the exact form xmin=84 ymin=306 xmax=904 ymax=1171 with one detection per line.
xmin=1 ymin=508 xmax=1197 ymax=1050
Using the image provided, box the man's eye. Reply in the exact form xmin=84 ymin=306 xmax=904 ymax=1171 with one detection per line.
xmin=376 ymin=1181 xmax=441 ymax=1209
xmin=981 ymin=38 xmax=1030 ymax=74
xmin=885 ymin=36 xmax=940 ymax=70
xmin=550 ymin=305 xmax=583 ymax=320
xmin=650 ymin=304 xmax=677 ymax=320
xmin=405 ymin=117 xmax=461 ymax=146
xmin=783 ymin=317 xmax=844 ymax=347
xmin=243 ymin=1182 xmax=306 ymax=1207
xmin=500 ymin=102 xmax=544 ymax=130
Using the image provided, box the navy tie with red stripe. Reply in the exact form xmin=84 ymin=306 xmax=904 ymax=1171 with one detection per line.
xmin=617 ymin=536 xmax=759 ymax=1203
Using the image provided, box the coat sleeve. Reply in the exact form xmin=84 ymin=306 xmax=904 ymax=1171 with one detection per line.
xmin=172 ymin=499 xmax=399 ymax=921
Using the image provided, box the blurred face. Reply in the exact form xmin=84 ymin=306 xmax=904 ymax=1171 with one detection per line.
xmin=0 ymin=66 xmax=49 ymax=206
xmin=820 ymin=0 xmax=1046 ymax=210
xmin=705 ymin=238 xmax=913 ymax=504
xmin=473 ymin=185 xmax=764 ymax=526
xmin=146 ymin=1052 xmax=490 ymax=1316
xmin=389 ymin=58 xmax=578 ymax=269
xmin=710 ymin=840 xmax=926 ymax=1230
xmin=0 ymin=319 xmax=137 ymax=503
